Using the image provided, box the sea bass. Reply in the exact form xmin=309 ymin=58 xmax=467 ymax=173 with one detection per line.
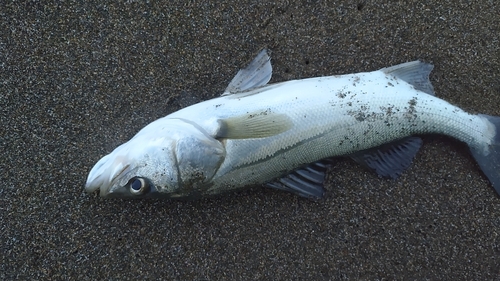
xmin=85 ymin=50 xmax=500 ymax=199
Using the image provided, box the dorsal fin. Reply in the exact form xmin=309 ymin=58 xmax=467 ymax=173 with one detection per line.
xmin=349 ymin=137 xmax=423 ymax=179
xmin=265 ymin=159 xmax=334 ymax=199
xmin=381 ymin=61 xmax=435 ymax=95
xmin=222 ymin=49 xmax=272 ymax=96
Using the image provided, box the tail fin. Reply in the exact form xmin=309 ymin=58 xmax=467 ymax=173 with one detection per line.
xmin=469 ymin=114 xmax=500 ymax=196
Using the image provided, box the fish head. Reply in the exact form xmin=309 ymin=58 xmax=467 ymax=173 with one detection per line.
xmin=85 ymin=118 xmax=226 ymax=199
xmin=84 ymin=133 xmax=181 ymax=199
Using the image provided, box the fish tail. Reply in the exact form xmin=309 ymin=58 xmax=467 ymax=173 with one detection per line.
xmin=469 ymin=114 xmax=500 ymax=196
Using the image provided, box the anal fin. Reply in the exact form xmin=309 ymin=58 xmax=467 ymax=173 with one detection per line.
xmin=265 ymin=159 xmax=334 ymax=199
xmin=350 ymin=137 xmax=423 ymax=179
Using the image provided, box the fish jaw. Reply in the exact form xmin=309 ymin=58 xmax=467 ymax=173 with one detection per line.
xmin=85 ymin=146 xmax=137 ymax=197
xmin=85 ymin=153 xmax=113 ymax=193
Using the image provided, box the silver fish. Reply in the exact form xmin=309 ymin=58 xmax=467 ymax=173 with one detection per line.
xmin=85 ymin=50 xmax=500 ymax=199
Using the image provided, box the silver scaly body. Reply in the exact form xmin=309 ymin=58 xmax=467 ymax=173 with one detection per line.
xmin=85 ymin=50 xmax=500 ymax=199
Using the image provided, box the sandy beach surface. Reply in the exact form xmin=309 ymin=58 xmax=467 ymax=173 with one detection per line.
xmin=2 ymin=1 xmax=499 ymax=279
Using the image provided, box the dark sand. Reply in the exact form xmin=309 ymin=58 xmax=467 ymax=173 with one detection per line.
xmin=2 ymin=1 xmax=500 ymax=279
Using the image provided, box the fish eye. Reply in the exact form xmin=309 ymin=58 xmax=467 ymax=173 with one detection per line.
xmin=128 ymin=177 xmax=149 ymax=195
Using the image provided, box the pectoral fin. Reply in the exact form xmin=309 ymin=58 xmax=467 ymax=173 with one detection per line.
xmin=223 ymin=49 xmax=272 ymax=96
xmin=216 ymin=112 xmax=293 ymax=139
xmin=350 ymin=137 xmax=423 ymax=179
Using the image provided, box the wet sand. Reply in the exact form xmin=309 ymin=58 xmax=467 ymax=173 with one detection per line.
xmin=2 ymin=1 xmax=499 ymax=279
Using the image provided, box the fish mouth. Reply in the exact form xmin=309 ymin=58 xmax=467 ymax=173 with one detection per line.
xmin=101 ymin=163 xmax=131 ymax=196
xmin=85 ymin=154 xmax=134 ymax=197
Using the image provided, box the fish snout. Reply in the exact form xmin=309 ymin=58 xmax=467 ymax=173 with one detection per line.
xmin=85 ymin=154 xmax=113 ymax=193
xmin=85 ymin=153 xmax=133 ymax=196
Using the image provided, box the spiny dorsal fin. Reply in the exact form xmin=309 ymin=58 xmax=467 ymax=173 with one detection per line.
xmin=222 ymin=49 xmax=272 ymax=96
xmin=350 ymin=137 xmax=423 ymax=179
xmin=265 ymin=159 xmax=334 ymax=199
xmin=216 ymin=111 xmax=293 ymax=139
xmin=381 ymin=61 xmax=435 ymax=95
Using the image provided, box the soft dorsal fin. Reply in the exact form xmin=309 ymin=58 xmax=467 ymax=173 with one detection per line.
xmin=349 ymin=137 xmax=423 ymax=179
xmin=222 ymin=49 xmax=272 ymax=96
xmin=381 ymin=61 xmax=435 ymax=95
xmin=265 ymin=159 xmax=334 ymax=199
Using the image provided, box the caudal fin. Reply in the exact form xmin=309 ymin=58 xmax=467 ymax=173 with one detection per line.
xmin=469 ymin=114 xmax=500 ymax=196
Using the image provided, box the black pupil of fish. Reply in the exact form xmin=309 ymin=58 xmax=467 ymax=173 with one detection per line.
xmin=131 ymin=179 xmax=142 ymax=191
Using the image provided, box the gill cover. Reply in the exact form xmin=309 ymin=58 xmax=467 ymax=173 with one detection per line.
xmin=169 ymin=119 xmax=226 ymax=197
xmin=127 ymin=118 xmax=226 ymax=198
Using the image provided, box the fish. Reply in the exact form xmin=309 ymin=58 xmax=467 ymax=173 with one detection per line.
xmin=85 ymin=49 xmax=500 ymax=200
